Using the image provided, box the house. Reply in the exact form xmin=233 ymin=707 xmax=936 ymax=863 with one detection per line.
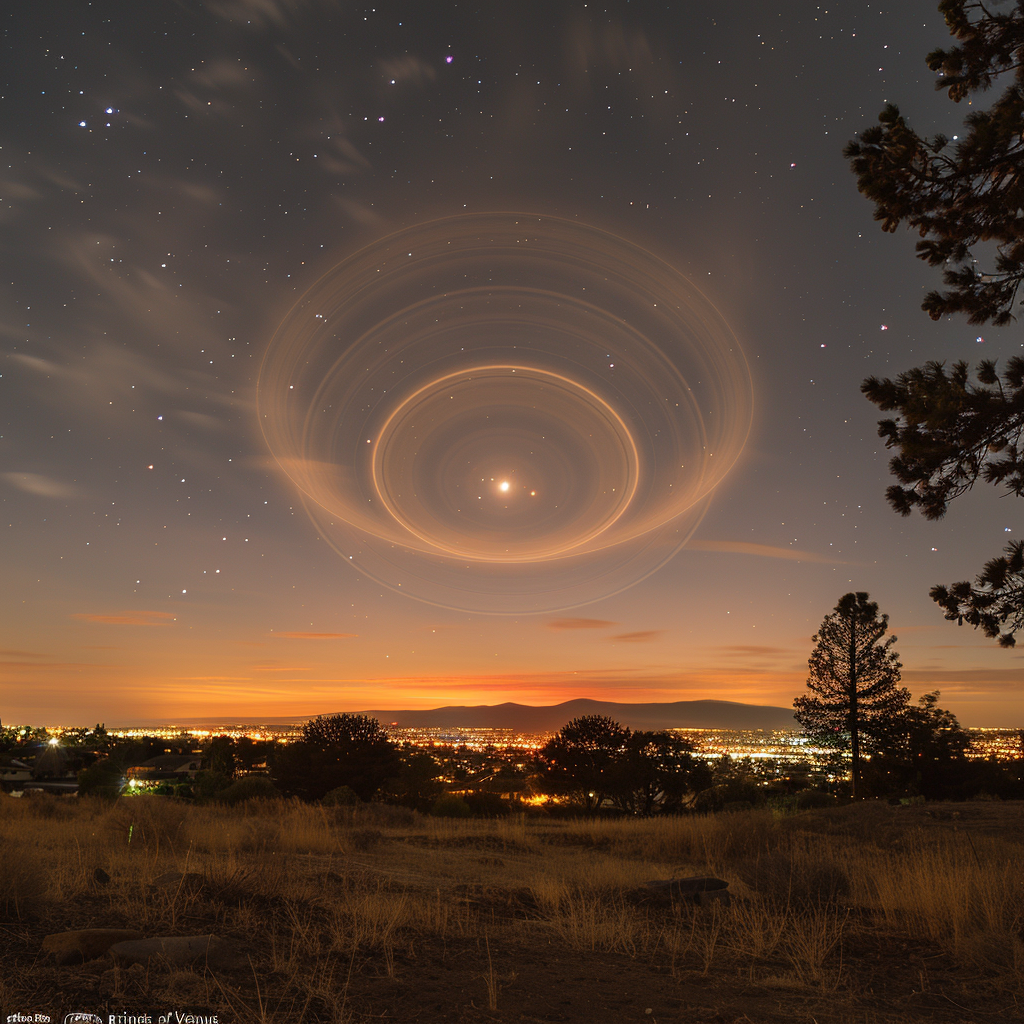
xmin=0 ymin=757 xmax=34 ymax=791
xmin=126 ymin=754 xmax=203 ymax=782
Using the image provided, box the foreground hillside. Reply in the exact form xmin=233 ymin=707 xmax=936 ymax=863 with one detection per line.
xmin=1 ymin=794 xmax=1021 ymax=1024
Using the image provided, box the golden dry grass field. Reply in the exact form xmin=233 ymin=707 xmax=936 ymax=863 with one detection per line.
xmin=1 ymin=793 xmax=1021 ymax=1024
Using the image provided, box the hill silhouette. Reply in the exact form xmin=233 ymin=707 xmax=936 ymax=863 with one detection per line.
xmin=113 ymin=699 xmax=797 ymax=731
xmin=353 ymin=699 xmax=797 ymax=732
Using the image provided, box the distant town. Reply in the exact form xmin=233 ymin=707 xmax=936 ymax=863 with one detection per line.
xmin=2 ymin=720 xmax=1020 ymax=801
xmin=18 ymin=721 xmax=1024 ymax=762
xmin=12 ymin=720 xmax=1019 ymax=761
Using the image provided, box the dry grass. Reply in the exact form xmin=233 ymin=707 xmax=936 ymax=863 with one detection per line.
xmin=1 ymin=791 xmax=1021 ymax=1023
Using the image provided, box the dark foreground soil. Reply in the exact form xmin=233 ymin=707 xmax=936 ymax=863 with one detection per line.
xmin=1 ymin=798 xmax=1020 ymax=1024
xmin=1 ymin=896 xmax=1016 ymax=1023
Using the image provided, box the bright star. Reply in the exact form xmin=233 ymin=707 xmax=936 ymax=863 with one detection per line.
xmin=499 ymin=480 xmax=510 ymax=492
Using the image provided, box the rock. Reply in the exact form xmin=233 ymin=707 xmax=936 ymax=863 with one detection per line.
xmin=636 ymin=877 xmax=732 ymax=908
xmin=643 ymin=876 xmax=729 ymax=899
xmin=93 ymin=867 xmax=111 ymax=885
xmin=109 ymin=935 xmax=247 ymax=971
xmin=151 ymin=870 xmax=207 ymax=893
xmin=43 ymin=928 xmax=144 ymax=965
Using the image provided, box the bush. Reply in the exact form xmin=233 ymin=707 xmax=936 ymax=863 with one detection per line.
xmin=217 ymin=775 xmax=280 ymax=805
xmin=796 ymin=789 xmax=837 ymax=810
xmin=738 ymin=850 xmax=850 ymax=904
xmin=463 ymin=791 xmax=510 ymax=817
xmin=77 ymin=758 xmax=124 ymax=800
xmin=771 ymin=789 xmax=838 ymax=813
xmin=194 ymin=770 xmax=232 ymax=801
xmin=349 ymin=827 xmax=384 ymax=850
xmin=353 ymin=802 xmax=418 ymax=827
xmin=272 ymin=715 xmax=401 ymax=801
xmin=430 ymin=794 xmax=471 ymax=818
xmin=322 ymin=785 xmax=360 ymax=806
xmin=0 ymin=840 xmax=47 ymax=920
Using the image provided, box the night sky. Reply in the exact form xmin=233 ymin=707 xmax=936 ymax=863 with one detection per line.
xmin=2 ymin=2 xmax=1020 ymax=726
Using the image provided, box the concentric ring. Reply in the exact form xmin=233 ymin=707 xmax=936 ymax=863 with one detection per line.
xmin=371 ymin=365 xmax=639 ymax=562
xmin=258 ymin=213 xmax=752 ymax=612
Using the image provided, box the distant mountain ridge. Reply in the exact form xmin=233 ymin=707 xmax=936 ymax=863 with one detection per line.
xmin=354 ymin=699 xmax=797 ymax=732
xmin=111 ymin=699 xmax=797 ymax=731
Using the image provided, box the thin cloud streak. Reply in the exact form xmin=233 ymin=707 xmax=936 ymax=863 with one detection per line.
xmin=72 ymin=611 xmax=176 ymax=626
xmin=273 ymin=632 xmax=359 ymax=639
xmin=687 ymin=539 xmax=843 ymax=563
xmin=547 ymin=617 xmax=617 ymax=630
xmin=2 ymin=472 xmax=81 ymax=499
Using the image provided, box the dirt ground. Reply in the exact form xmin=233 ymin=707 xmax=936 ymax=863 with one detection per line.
xmin=1 ymin=798 xmax=1021 ymax=1024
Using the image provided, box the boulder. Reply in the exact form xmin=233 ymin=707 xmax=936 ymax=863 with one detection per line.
xmin=644 ymin=876 xmax=729 ymax=897
xmin=43 ymin=928 xmax=143 ymax=965
xmin=640 ymin=876 xmax=731 ymax=906
xmin=109 ymin=934 xmax=247 ymax=971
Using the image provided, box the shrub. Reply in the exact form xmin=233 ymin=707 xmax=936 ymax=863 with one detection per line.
xmin=692 ymin=780 xmax=766 ymax=813
xmin=796 ymin=789 xmax=837 ymax=810
xmin=463 ymin=791 xmax=510 ymax=817
xmin=77 ymin=758 xmax=124 ymax=799
xmin=353 ymin=802 xmax=418 ymax=827
xmin=193 ymin=770 xmax=232 ymax=801
xmin=738 ymin=849 xmax=850 ymax=904
xmin=349 ymin=827 xmax=384 ymax=850
xmin=0 ymin=840 xmax=47 ymax=920
xmin=217 ymin=775 xmax=280 ymax=805
xmin=322 ymin=785 xmax=361 ymax=806
xmin=430 ymin=794 xmax=471 ymax=818
xmin=272 ymin=715 xmax=401 ymax=801
xmin=108 ymin=795 xmax=189 ymax=851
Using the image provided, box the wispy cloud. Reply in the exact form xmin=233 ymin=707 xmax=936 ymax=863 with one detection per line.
xmin=379 ymin=55 xmax=436 ymax=87
xmin=249 ymin=661 xmax=315 ymax=674
xmin=206 ymin=0 xmax=328 ymax=30
xmin=901 ymin=668 xmax=1024 ymax=693
xmin=273 ymin=632 xmax=358 ymax=640
xmin=609 ymin=631 xmax=663 ymax=643
xmin=718 ymin=645 xmax=793 ymax=658
xmin=547 ymin=617 xmax=617 ymax=631
xmin=72 ymin=611 xmax=176 ymax=626
xmin=1 ymin=472 xmax=81 ymax=499
xmin=687 ymin=539 xmax=842 ymax=563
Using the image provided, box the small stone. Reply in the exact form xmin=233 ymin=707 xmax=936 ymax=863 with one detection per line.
xmin=43 ymin=928 xmax=143 ymax=965
xmin=643 ymin=876 xmax=729 ymax=898
xmin=93 ymin=867 xmax=111 ymax=885
xmin=150 ymin=870 xmax=206 ymax=893
xmin=109 ymin=934 xmax=247 ymax=971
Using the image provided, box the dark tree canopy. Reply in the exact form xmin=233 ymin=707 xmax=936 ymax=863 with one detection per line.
xmin=301 ymin=713 xmax=393 ymax=748
xmin=931 ymin=538 xmax=1024 ymax=645
xmin=865 ymin=691 xmax=973 ymax=798
xmin=794 ymin=593 xmax=910 ymax=798
xmin=849 ymin=2 xmax=1024 ymax=647
xmin=539 ymin=715 xmax=629 ymax=812
xmin=612 ymin=731 xmax=710 ymax=816
xmin=883 ymin=691 xmax=972 ymax=763
xmin=863 ymin=357 xmax=1024 ymax=517
xmin=863 ymin=356 xmax=1024 ymax=645
xmin=845 ymin=1 xmax=1024 ymax=325
xmin=273 ymin=713 xmax=400 ymax=802
xmin=539 ymin=715 xmax=711 ymax=814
